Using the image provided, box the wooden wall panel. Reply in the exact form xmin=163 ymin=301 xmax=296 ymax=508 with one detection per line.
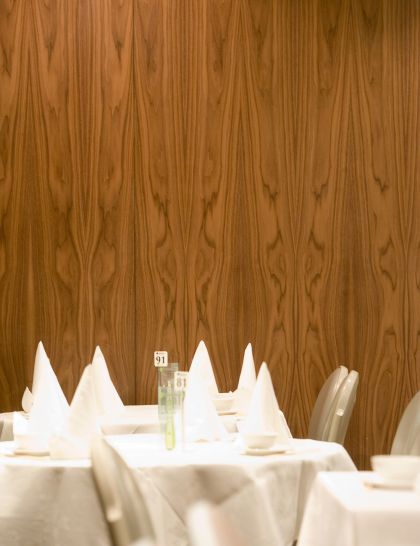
xmin=133 ymin=0 xmax=420 ymax=467
xmin=0 ymin=0 xmax=135 ymax=409
xmin=29 ymin=0 xmax=135 ymax=402
xmin=1 ymin=0 xmax=420 ymax=468
xmin=133 ymin=0 xmax=187 ymax=402
xmin=0 ymin=0 xmax=30 ymax=409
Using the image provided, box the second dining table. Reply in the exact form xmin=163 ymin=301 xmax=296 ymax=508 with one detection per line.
xmin=297 ymin=471 xmax=420 ymax=546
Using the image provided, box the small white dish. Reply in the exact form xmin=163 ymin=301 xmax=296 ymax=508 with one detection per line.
xmin=241 ymin=432 xmax=278 ymax=449
xmin=12 ymin=448 xmax=49 ymax=457
xmin=217 ymin=409 xmax=237 ymax=416
xmin=242 ymin=444 xmax=290 ymax=456
xmin=13 ymin=435 xmax=49 ymax=454
xmin=212 ymin=392 xmax=235 ymax=413
xmin=371 ymin=455 xmax=420 ymax=486
xmin=364 ymin=474 xmax=414 ymax=490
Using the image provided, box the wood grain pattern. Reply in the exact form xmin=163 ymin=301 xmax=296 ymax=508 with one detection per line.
xmin=0 ymin=0 xmax=135 ymax=408
xmin=1 ymin=0 xmax=420 ymax=468
xmin=133 ymin=0 xmax=420 ymax=467
xmin=134 ymin=0 xmax=187 ymax=402
xmin=0 ymin=0 xmax=30 ymax=409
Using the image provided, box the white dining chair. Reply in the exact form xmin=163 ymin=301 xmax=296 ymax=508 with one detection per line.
xmin=391 ymin=390 xmax=420 ymax=455
xmin=325 ymin=370 xmax=359 ymax=444
xmin=308 ymin=366 xmax=348 ymax=440
xmin=187 ymin=501 xmax=247 ymax=546
xmin=90 ymin=437 xmax=155 ymax=546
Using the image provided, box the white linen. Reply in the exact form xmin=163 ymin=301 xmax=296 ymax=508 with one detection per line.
xmin=21 ymin=387 xmax=33 ymax=413
xmin=1 ymin=407 xmax=239 ymax=441
xmin=241 ymin=362 xmax=292 ymax=444
xmin=234 ymin=343 xmax=257 ymax=416
xmin=298 ymin=471 xmax=420 ymax=546
xmin=21 ymin=342 xmax=68 ymax=414
xmin=0 ymin=437 xmax=355 ymax=546
xmin=50 ymin=365 xmax=102 ymax=459
xmin=13 ymin=343 xmax=69 ymax=451
xmin=183 ymin=368 xmax=228 ymax=442
xmin=91 ymin=346 xmax=125 ymax=418
xmin=189 ymin=340 xmax=219 ymax=395
xmin=12 ymin=412 xmax=49 ymax=452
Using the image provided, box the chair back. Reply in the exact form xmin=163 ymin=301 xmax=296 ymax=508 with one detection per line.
xmin=391 ymin=390 xmax=420 ymax=455
xmin=187 ymin=502 xmax=247 ymax=546
xmin=326 ymin=370 xmax=359 ymax=444
xmin=90 ymin=437 xmax=155 ymax=546
xmin=308 ymin=366 xmax=348 ymax=440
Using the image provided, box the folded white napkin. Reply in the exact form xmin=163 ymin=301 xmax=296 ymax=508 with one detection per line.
xmin=21 ymin=387 xmax=33 ymax=413
xmin=183 ymin=366 xmax=228 ymax=442
xmin=50 ymin=364 xmax=102 ymax=459
xmin=189 ymin=340 xmax=219 ymax=395
xmin=241 ymin=362 xmax=292 ymax=444
xmin=21 ymin=341 xmax=69 ymax=414
xmin=234 ymin=343 xmax=257 ymax=415
xmin=91 ymin=346 xmax=125 ymax=418
xmin=12 ymin=412 xmax=48 ymax=452
xmin=14 ymin=343 xmax=70 ymax=452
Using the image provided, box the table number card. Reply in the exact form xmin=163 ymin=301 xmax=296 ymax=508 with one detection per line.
xmin=154 ymin=351 xmax=168 ymax=368
xmin=174 ymin=371 xmax=188 ymax=392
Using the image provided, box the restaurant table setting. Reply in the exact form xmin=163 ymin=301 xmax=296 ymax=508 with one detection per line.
xmin=0 ymin=340 xmax=356 ymax=546
xmin=0 ymin=435 xmax=355 ymax=546
xmin=0 ymin=343 xmax=241 ymax=444
xmin=297 ymin=466 xmax=420 ymax=546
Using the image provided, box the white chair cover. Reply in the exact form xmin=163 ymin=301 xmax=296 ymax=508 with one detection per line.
xmin=91 ymin=438 xmax=155 ymax=546
xmin=187 ymin=502 xmax=247 ymax=546
xmin=391 ymin=390 xmax=420 ymax=455
xmin=308 ymin=366 xmax=348 ymax=440
xmin=326 ymin=370 xmax=359 ymax=444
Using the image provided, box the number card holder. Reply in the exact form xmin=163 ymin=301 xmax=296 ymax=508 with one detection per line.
xmin=174 ymin=371 xmax=188 ymax=392
xmin=154 ymin=351 xmax=168 ymax=368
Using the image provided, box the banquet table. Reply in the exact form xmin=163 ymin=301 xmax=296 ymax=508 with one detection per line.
xmin=0 ymin=406 xmax=238 ymax=440
xmin=0 ymin=435 xmax=355 ymax=546
xmin=297 ymin=471 xmax=420 ymax=546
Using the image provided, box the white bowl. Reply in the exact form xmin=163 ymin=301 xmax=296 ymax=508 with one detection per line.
xmin=241 ymin=432 xmax=277 ymax=449
xmin=14 ymin=434 xmax=49 ymax=454
xmin=212 ymin=392 xmax=235 ymax=413
xmin=371 ymin=455 xmax=420 ymax=484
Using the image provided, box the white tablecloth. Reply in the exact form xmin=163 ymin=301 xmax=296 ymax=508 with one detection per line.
xmin=297 ymin=471 xmax=420 ymax=546
xmin=0 ymin=436 xmax=355 ymax=546
xmin=0 ymin=406 xmax=238 ymax=440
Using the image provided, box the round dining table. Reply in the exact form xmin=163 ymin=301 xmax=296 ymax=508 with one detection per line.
xmin=0 ymin=434 xmax=355 ymax=546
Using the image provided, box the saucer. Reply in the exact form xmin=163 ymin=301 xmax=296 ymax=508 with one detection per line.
xmin=363 ymin=474 xmax=414 ymax=490
xmin=242 ymin=444 xmax=290 ymax=456
xmin=217 ymin=410 xmax=237 ymax=416
xmin=13 ymin=448 xmax=49 ymax=457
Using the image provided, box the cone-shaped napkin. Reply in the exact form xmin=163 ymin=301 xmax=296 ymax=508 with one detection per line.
xmin=21 ymin=342 xmax=69 ymax=414
xmin=13 ymin=412 xmax=49 ymax=452
xmin=50 ymin=365 xmax=102 ymax=459
xmin=241 ymin=362 xmax=292 ymax=444
xmin=91 ymin=346 xmax=125 ymax=418
xmin=183 ymin=366 xmax=228 ymax=442
xmin=234 ymin=343 xmax=257 ymax=415
xmin=21 ymin=387 xmax=33 ymax=413
xmin=189 ymin=340 xmax=219 ymax=395
xmin=14 ymin=342 xmax=69 ymax=452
